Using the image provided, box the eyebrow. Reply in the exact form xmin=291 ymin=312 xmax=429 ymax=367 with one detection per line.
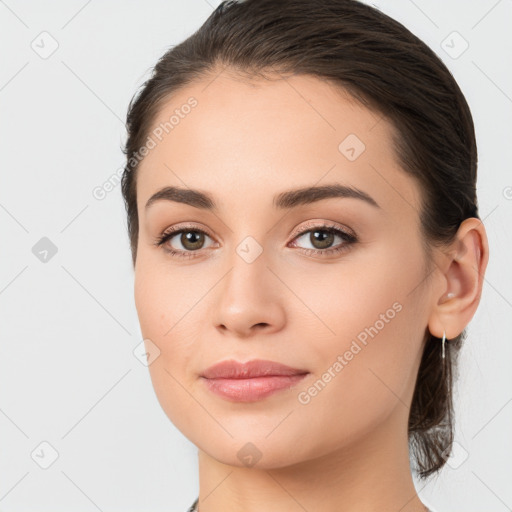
xmin=144 ymin=183 xmax=380 ymax=212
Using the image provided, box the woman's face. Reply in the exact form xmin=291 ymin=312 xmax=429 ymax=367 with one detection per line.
xmin=134 ymin=71 xmax=438 ymax=467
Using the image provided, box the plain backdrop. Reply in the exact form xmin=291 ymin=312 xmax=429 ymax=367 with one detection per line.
xmin=0 ymin=1 xmax=511 ymax=511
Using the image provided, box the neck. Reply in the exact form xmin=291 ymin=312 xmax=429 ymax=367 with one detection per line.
xmin=195 ymin=405 xmax=428 ymax=512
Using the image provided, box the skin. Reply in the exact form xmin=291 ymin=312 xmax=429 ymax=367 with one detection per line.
xmin=133 ymin=70 xmax=489 ymax=512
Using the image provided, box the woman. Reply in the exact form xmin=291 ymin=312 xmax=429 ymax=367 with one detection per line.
xmin=121 ymin=1 xmax=489 ymax=510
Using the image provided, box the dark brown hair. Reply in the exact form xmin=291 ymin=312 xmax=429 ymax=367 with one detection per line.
xmin=121 ymin=0 xmax=479 ymax=479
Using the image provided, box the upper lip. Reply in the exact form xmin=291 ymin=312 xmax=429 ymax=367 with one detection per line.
xmin=200 ymin=359 xmax=309 ymax=379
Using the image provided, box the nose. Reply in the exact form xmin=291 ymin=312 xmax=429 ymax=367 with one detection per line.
xmin=212 ymin=244 xmax=286 ymax=339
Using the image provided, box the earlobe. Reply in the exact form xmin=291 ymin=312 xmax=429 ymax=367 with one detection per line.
xmin=427 ymin=217 xmax=489 ymax=340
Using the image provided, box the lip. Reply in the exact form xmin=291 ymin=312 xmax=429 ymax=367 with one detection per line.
xmin=200 ymin=359 xmax=309 ymax=402
xmin=201 ymin=359 xmax=308 ymax=379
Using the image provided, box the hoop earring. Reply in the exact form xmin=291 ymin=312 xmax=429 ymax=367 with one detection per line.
xmin=441 ymin=330 xmax=446 ymax=360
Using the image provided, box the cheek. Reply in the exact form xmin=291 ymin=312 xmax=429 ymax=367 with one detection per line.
xmin=291 ymin=240 xmax=423 ymax=351
xmin=293 ymin=303 xmax=421 ymax=459
xmin=134 ymin=260 xmax=198 ymax=408
xmin=134 ymin=273 xmax=206 ymax=443
xmin=290 ymin=245 xmax=427 ymax=447
xmin=134 ymin=257 xmax=195 ymax=347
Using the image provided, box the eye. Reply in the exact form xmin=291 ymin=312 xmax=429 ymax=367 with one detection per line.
xmin=153 ymin=224 xmax=216 ymax=259
xmin=289 ymin=222 xmax=357 ymax=258
xmin=153 ymin=221 xmax=358 ymax=260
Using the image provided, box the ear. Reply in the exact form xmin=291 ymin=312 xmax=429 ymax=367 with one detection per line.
xmin=427 ymin=217 xmax=490 ymax=340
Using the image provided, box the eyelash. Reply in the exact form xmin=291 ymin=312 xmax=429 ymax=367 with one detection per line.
xmin=152 ymin=222 xmax=358 ymax=260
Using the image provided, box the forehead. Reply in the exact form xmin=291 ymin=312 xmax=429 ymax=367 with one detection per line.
xmin=136 ymin=71 xmax=421 ymax=218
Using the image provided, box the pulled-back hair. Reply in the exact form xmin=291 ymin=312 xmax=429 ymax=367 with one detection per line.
xmin=121 ymin=0 xmax=480 ymax=479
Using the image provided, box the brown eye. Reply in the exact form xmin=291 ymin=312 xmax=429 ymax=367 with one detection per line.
xmin=154 ymin=226 xmax=216 ymax=258
xmin=179 ymin=231 xmax=206 ymax=251
xmin=290 ymin=224 xmax=357 ymax=258
xmin=307 ymin=229 xmax=336 ymax=250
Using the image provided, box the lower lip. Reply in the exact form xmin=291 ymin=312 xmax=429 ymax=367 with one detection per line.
xmin=201 ymin=374 xmax=308 ymax=402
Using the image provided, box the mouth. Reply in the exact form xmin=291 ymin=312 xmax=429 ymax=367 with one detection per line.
xmin=200 ymin=359 xmax=309 ymax=402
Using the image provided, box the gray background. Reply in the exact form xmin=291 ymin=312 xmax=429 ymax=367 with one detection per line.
xmin=0 ymin=0 xmax=511 ymax=511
